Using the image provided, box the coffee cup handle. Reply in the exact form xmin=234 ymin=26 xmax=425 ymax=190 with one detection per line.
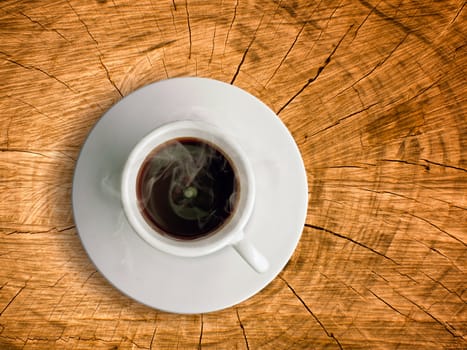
xmin=233 ymin=236 xmax=269 ymax=273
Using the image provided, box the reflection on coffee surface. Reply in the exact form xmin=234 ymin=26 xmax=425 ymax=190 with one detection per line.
xmin=137 ymin=138 xmax=238 ymax=240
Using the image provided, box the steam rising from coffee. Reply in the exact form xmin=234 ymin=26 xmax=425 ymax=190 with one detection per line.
xmin=137 ymin=138 xmax=238 ymax=239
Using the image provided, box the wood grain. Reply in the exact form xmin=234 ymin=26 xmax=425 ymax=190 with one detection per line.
xmin=0 ymin=0 xmax=465 ymax=348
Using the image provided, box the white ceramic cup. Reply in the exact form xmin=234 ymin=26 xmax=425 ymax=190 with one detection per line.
xmin=121 ymin=120 xmax=269 ymax=273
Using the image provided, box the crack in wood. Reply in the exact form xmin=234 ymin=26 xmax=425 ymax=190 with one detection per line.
xmin=353 ymin=86 xmax=365 ymax=107
xmin=279 ymin=276 xmax=343 ymax=350
xmin=47 ymin=282 xmax=74 ymax=320
xmin=0 ymin=52 xmax=76 ymax=93
xmin=50 ymin=273 xmax=67 ymax=288
xmin=235 ymin=309 xmax=250 ymax=350
xmin=98 ymin=56 xmax=123 ymax=97
xmin=422 ymin=272 xmax=466 ymax=303
xmin=209 ymin=23 xmax=217 ymax=64
xmin=316 ymin=165 xmax=366 ymax=169
xmin=149 ymin=321 xmax=158 ymax=349
xmin=274 ymin=0 xmax=296 ymax=18
xmin=4 ymin=116 xmax=12 ymax=148
xmin=407 ymin=213 xmax=466 ymax=247
xmin=6 ymin=94 xmax=54 ymax=121
xmin=265 ymin=21 xmax=307 ymax=87
xmin=305 ymin=224 xmax=399 ymax=264
xmin=46 ymin=335 xmax=141 ymax=345
xmin=89 ymin=298 xmax=102 ymax=319
xmin=396 ymin=291 xmax=464 ymax=339
xmin=185 ymin=0 xmax=192 ymax=59
xmin=318 ymin=271 xmax=366 ymax=299
xmin=120 ymin=336 xmax=147 ymax=349
xmin=3 ymin=225 xmax=75 ymax=235
xmin=111 ymin=0 xmax=133 ymax=36
xmin=276 ymin=24 xmax=353 ymax=115
xmin=359 ymin=188 xmax=420 ymax=203
xmin=66 ymin=0 xmax=99 ymax=46
xmin=68 ymin=1 xmax=130 ymax=102
xmin=404 ymin=78 xmax=442 ymax=104
xmin=198 ymin=314 xmax=204 ymax=349
xmin=357 ymin=0 xmax=429 ymax=44
xmin=224 ymin=0 xmax=239 ymax=52
xmin=382 ymin=0 xmax=431 ymax=20
xmin=230 ymin=15 xmax=264 ymax=84
xmin=421 ymin=159 xmax=467 ymax=173
xmin=338 ymin=33 xmax=409 ymax=97
xmin=352 ymin=0 xmax=382 ymax=42
xmin=148 ymin=1 xmax=164 ymax=38
xmin=169 ymin=3 xmax=178 ymax=33
xmin=397 ymin=271 xmax=419 ymax=284
xmin=380 ymin=158 xmax=430 ymax=171
xmin=142 ymin=40 xmax=177 ymax=54
xmin=448 ymin=1 xmax=465 ymax=25
xmin=371 ymin=270 xmax=389 ymax=283
xmin=0 ymin=335 xmax=27 ymax=345
xmin=80 ymin=270 xmax=98 ymax=288
xmin=413 ymin=239 xmax=464 ymax=273
xmin=0 ymin=148 xmax=50 ymax=158
xmin=310 ymin=102 xmax=378 ymax=137
xmin=18 ymin=11 xmax=70 ymax=43
xmin=305 ymin=0 xmax=342 ymax=59
xmin=268 ymin=0 xmax=291 ymax=39
xmin=0 ymin=285 xmax=25 ymax=316
xmin=369 ymin=289 xmax=410 ymax=319
xmin=162 ymin=58 xmax=169 ymax=78
xmin=428 ymin=196 xmax=467 ymax=211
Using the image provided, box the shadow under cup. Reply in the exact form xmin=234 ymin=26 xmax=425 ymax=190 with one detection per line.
xmin=136 ymin=136 xmax=240 ymax=241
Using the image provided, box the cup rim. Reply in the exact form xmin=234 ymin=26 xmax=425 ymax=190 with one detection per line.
xmin=121 ymin=120 xmax=256 ymax=257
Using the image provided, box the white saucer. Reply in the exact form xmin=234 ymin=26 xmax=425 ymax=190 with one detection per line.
xmin=72 ymin=77 xmax=308 ymax=314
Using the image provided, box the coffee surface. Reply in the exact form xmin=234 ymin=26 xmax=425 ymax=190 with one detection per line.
xmin=137 ymin=138 xmax=238 ymax=240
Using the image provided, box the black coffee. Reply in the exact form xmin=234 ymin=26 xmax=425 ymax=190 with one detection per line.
xmin=136 ymin=138 xmax=238 ymax=240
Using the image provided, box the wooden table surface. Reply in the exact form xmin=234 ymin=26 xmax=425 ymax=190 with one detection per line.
xmin=1 ymin=0 xmax=466 ymax=349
